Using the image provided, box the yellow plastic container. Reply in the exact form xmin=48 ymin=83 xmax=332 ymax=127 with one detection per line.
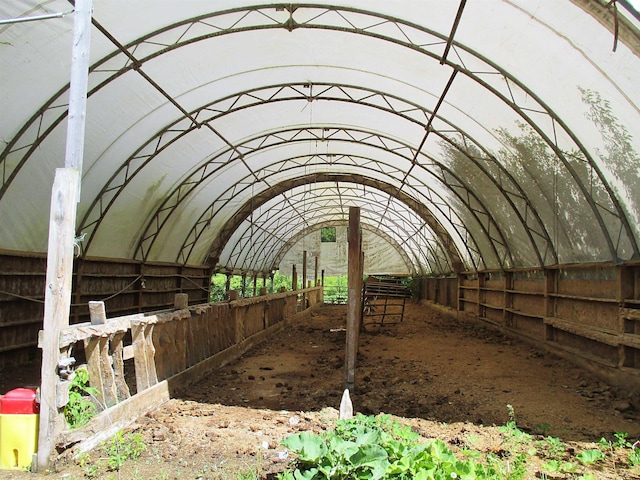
xmin=0 ymin=413 xmax=39 ymax=469
xmin=0 ymin=387 xmax=39 ymax=471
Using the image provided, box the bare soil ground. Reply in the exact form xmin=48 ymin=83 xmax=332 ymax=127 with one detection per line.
xmin=2 ymin=302 xmax=640 ymax=479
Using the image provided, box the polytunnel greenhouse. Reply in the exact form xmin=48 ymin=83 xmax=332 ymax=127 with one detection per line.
xmin=1 ymin=0 xmax=640 ymax=471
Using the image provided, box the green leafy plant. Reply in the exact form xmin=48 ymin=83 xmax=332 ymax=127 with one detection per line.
xmin=628 ymin=446 xmax=640 ymax=467
xmin=279 ymin=413 xmax=523 ymax=480
xmin=104 ymin=430 xmax=146 ymax=471
xmin=576 ymin=449 xmax=604 ymax=466
xmin=77 ymin=452 xmax=101 ymax=479
xmin=613 ymin=431 xmax=631 ymax=449
xmin=543 ymin=459 xmax=578 ymax=475
xmin=537 ymin=435 xmax=565 ymax=460
xmin=498 ymin=404 xmax=531 ymax=447
xmin=64 ymin=368 xmax=100 ymax=428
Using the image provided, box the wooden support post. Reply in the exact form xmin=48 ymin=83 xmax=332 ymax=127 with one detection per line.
xmin=110 ymin=332 xmax=131 ymax=401
xmin=84 ymin=336 xmax=118 ymax=407
xmin=302 ymin=250 xmax=308 ymax=308
xmin=292 ymin=265 xmax=298 ymax=291
xmin=38 ymin=169 xmax=81 ymax=469
xmin=131 ymin=323 xmax=157 ymax=392
xmin=345 ymin=207 xmax=362 ymax=391
xmin=241 ymin=273 xmax=247 ymax=298
xmin=253 ymin=275 xmax=258 ymax=296
xmin=38 ymin=0 xmax=92 ymax=469
xmin=544 ymin=268 xmax=558 ymax=341
xmin=225 ymin=273 xmax=232 ymax=299
xmin=321 ymin=269 xmax=325 ymax=287
xmin=314 ymin=256 xmax=319 ymax=286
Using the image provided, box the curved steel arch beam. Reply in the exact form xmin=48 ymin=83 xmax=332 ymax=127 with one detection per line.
xmin=212 ymin=174 xmax=458 ymax=272
xmin=130 ymin=140 xmax=485 ymax=269
xmin=74 ymin=83 xmax=551 ymax=268
xmin=203 ymin=172 xmax=465 ymax=274
xmin=270 ymin=220 xmax=416 ymax=275
xmin=226 ymin=203 xmax=431 ymax=275
xmin=2 ymin=4 xmax=633 ymax=259
xmin=226 ymin=189 xmax=444 ymax=275
xmin=172 ymin=130 xmax=505 ymax=270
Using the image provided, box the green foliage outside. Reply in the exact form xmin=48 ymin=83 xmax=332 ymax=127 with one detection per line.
xmin=323 ymin=275 xmax=348 ymax=304
xmin=210 ymin=272 xmax=418 ymax=304
xmin=210 ymin=272 xmax=294 ymax=302
xmin=321 ymin=227 xmax=337 ymax=242
xmin=64 ymin=367 xmax=99 ymax=429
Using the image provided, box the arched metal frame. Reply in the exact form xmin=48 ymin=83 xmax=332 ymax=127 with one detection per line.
xmin=201 ymin=171 xmax=470 ymax=274
xmin=1 ymin=4 xmax=637 ymax=275
xmin=173 ymin=150 xmax=489 ymax=272
xmin=270 ymin=220 xmax=414 ymax=273
xmin=222 ymin=183 xmax=449 ymax=275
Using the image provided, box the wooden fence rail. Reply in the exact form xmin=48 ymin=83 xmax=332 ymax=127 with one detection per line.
xmin=40 ymin=286 xmax=323 ymax=462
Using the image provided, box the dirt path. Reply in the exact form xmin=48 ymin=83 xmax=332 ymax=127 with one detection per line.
xmin=2 ymin=302 xmax=639 ymax=479
xmin=177 ymin=303 xmax=637 ymax=441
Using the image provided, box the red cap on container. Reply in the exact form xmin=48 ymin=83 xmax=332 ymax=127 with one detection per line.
xmin=0 ymin=387 xmax=40 ymax=414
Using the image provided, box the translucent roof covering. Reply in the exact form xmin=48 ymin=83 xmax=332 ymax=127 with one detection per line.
xmin=1 ymin=1 xmax=639 ymax=275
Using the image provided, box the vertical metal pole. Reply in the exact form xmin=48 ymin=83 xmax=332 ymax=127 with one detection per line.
xmin=38 ymin=0 xmax=92 ymax=469
xmin=64 ymin=0 xmax=92 ymax=173
xmin=345 ymin=207 xmax=362 ymax=391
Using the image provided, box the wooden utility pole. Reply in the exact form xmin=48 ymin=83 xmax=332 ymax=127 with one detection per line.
xmin=345 ymin=207 xmax=363 ymax=391
xmin=38 ymin=0 xmax=92 ymax=470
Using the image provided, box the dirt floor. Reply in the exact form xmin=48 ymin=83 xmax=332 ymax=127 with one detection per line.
xmin=2 ymin=302 xmax=640 ymax=479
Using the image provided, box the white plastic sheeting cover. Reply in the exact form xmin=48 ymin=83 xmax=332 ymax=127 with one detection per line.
xmin=1 ymin=0 xmax=639 ymax=275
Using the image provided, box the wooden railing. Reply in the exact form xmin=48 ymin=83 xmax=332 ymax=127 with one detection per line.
xmin=46 ymin=286 xmax=323 ymax=457
xmin=420 ymin=263 xmax=640 ymax=390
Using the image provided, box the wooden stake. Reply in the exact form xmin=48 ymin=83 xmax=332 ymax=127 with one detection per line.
xmin=345 ymin=207 xmax=362 ymax=391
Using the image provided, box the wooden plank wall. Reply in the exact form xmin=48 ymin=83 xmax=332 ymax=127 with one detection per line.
xmin=420 ymin=262 xmax=640 ymax=390
xmin=0 ymin=251 xmax=212 ymax=369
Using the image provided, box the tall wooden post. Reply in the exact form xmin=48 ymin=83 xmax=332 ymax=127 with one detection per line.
xmin=302 ymin=250 xmax=308 ymax=308
xmin=38 ymin=0 xmax=92 ymax=470
xmin=345 ymin=207 xmax=362 ymax=391
xmin=292 ymin=264 xmax=298 ymax=291
xmin=225 ymin=273 xmax=232 ymax=299
xmin=38 ymin=170 xmax=80 ymax=470
xmin=314 ymin=256 xmax=319 ymax=286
